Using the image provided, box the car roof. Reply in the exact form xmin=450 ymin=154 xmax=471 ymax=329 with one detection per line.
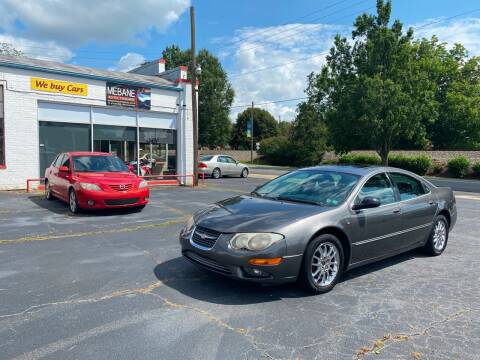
xmin=303 ymin=165 xmax=407 ymax=176
xmin=65 ymin=151 xmax=112 ymax=156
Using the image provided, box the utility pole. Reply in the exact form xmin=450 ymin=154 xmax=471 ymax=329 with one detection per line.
xmin=190 ymin=6 xmax=199 ymax=186
xmin=250 ymin=102 xmax=254 ymax=163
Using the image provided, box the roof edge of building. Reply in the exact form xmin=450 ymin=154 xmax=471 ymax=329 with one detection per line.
xmin=0 ymin=55 xmax=183 ymax=92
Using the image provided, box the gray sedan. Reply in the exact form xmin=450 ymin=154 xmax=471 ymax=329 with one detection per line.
xmin=180 ymin=165 xmax=457 ymax=294
xmin=198 ymin=155 xmax=249 ymax=179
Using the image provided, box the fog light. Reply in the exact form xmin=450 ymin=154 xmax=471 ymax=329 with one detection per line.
xmin=87 ymin=200 xmax=95 ymax=206
xmin=243 ymin=267 xmax=270 ymax=278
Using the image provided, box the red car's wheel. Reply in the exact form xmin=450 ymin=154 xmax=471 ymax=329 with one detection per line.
xmin=69 ymin=190 xmax=80 ymax=214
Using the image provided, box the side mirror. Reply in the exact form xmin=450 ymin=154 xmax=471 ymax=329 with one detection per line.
xmin=352 ymin=196 xmax=381 ymax=211
xmin=59 ymin=166 xmax=69 ymax=173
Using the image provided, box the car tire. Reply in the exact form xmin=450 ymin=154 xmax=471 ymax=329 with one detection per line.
xmin=212 ymin=168 xmax=221 ymax=179
xmin=69 ymin=189 xmax=81 ymax=214
xmin=241 ymin=168 xmax=249 ymax=178
xmin=45 ymin=180 xmax=53 ymax=200
xmin=298 ymin=234 xmax=344 ymax=294
xmin=423 ymin=215 xmax=449 ymax=256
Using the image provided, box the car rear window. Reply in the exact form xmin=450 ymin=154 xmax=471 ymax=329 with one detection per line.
xmin=200 ymin=155 xmax=214 ymax=161
xmin=73 ymin=155 xmax=129 ymax=173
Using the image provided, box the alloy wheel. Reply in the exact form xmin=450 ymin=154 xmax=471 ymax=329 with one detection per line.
xmin=311 ymin=242 xmax=340 ymax=287
xmin=69 ymin=191 xmax=77 ymax=213
xmin=433 ymin=219 xmax=447 ymax=251
xmin=45 ymin=182 xmax=51 ymax=200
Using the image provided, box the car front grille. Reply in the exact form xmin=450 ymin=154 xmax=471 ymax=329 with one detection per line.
xmin=109 ymin=184 xmax=134 ymax=191
xmin=191 ymin=226 xmax=221 ymax=249
xmin=104 ymin=198 xmax=140 ymax=206
xmin=183 ymin=251 xmax=232 ymax=275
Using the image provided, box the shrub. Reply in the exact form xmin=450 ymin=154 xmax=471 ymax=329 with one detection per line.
xmin=321 ymin=159 xmax=338 ymax=165
xmin=388 ymin=154 xmax=432 ymax=175
xmin=258 ymin=136 xmax=292 ymax=166
xmin=447 ymin=156 xmax=470 ymax=178
xmin=472 ymin=162 xmax=480 ymax=177
xmin=431 ymin=163 xmax=444 ymax=175
xmin=338 ymin=153 xmax=381 ymax=165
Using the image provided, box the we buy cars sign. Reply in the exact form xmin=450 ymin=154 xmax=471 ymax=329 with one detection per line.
xmin=106 ymin=82 xmax=151 ymax=110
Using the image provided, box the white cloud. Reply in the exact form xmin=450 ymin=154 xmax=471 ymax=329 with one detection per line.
xmin=413 ymin=17 xmax=480 ymax=56
xmin=109 ymin=52 xmax=145 ymax=72
xmin=225 ymin=23 xmax=349 ymax=121
xmin=0 ymin=34 xmax=73 ymax=62
xmin=0 ymin=0 xmax=190 ymax=46
xmin=226 ymin=17 xmax=480 ymax=122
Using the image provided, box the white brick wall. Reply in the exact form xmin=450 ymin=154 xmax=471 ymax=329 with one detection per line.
xmin=0 ymin=66 xmax=192 ymax=190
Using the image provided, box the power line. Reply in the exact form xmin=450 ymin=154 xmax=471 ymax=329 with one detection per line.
xmin=413 ymin=7 xmax=480 ymax=31
xmin=211 ymin=0 xmax=352 ymax=50
xmin=235 ymin=0 xmax=372 ymax=55
xmin=227 ymin=5 xmax=480 ymax=79
xmin=231 ymin=96 xmax=309 ymax=109
xmin=228 ymin=5 xmax=375 ymax=78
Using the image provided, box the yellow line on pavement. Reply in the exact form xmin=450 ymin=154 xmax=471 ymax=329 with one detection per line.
xmin=0 ymin=217 xmax=188 ymax=245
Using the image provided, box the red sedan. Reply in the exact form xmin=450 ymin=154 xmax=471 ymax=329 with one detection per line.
xmin=44 ymin=152 xmax=149 ymax=213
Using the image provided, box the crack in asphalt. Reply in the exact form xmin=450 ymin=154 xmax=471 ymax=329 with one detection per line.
xmin=354 ymin=308 xmax=475 ymax=359
xmin=0 ymin=282 xmax=164 ymax=320
xmin=0 ymin=217 xmax=188 ymax=245
xmin=1 ymin=280 xmax=276 ymax=360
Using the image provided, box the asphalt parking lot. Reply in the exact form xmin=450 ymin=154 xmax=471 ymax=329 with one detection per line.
xmin=1 ymin=177 xmax=479 ymax=360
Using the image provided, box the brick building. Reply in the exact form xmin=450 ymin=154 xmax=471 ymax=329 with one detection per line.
xmin=0 ymin=55 xmax=195 ymax=189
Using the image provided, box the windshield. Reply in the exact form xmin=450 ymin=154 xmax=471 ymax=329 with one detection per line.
xmin=73 ymin=155 xmax=129 ymax=173
xmin=253 ymin=170 xmax=360 ymax=206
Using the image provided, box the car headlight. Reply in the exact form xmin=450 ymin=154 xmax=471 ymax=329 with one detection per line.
xmin=230 ymin=233 xmax=284 ymax=251
xmin=79 ymin=182 xmax=102 ymax=191
xmin=139 ymin=180 xmax=148 ymax=189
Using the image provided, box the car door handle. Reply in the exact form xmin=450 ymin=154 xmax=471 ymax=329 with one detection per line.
xmin=429 ymin=201 xmax=437 ymax=206
xmin=393 ymin=208 xmax=401 ymax=214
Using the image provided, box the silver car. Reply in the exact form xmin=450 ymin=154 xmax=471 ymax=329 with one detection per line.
xmin=180 ymin=165 xmax=457 ymax=294
xmin=198 ymin=155 xmax=249 ymax=179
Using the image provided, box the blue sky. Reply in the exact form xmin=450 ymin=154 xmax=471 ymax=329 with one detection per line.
xmin=1 ymin=0 xmax=479 ymax=119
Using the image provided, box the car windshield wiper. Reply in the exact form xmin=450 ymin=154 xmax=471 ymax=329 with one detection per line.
xmin=250 ymin=191 xmax=264 ymax=197
xmin=275 ymin=196 xmax=322 ymax=206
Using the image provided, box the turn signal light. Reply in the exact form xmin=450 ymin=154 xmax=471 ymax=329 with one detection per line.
xmin=198 ymin=162 xmax=208 ymax=168
xmin=248 ymin=258 xmax=283 ymax=266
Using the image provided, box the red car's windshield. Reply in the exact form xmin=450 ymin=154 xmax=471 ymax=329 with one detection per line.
xmin=73 ymin=155 xmax=129 ymax=173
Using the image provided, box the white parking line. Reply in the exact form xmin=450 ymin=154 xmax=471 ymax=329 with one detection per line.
xmin=455 ymin=193 xmax=480 ymax=201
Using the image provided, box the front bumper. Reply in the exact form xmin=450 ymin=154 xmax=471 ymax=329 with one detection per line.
xmin=179 ymin=229 xmax=302 ymax=284
xmin=76 ymin=187 xmax=150 ymax=209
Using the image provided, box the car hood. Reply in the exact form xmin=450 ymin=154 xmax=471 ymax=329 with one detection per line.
xmin=195 ymin=195 xmax=330 ymax=233
xmin=74 ymin=172 xmax=140 ymax=184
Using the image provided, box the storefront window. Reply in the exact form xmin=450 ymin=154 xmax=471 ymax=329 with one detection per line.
xmin=39 ymin=121 xmax=90 ymax=175
xmin=0 ymin=85 xmax=4 ymax=167
xmin=93 ymin=125 xmax=137 ymax=163
xmin=139 ymin=128 xmax=176 ymax=175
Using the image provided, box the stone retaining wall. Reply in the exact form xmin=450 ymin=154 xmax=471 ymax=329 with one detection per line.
xmin=201 ymin=149 xmax=480 ymax=163
xmin=200 ymin=150 xmax=259 ymax=162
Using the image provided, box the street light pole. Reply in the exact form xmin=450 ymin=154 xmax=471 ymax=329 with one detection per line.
xmin=190 ymin=6 xmax=199 ymax=186
xmin=250 ymin=102 xmax=254 ymax=163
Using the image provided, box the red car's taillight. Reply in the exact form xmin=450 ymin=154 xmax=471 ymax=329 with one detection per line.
xmin=198 ymin=162 xmax=208 ymax=168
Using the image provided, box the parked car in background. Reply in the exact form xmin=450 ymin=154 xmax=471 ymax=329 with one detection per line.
xmin=198 ymin=155 xmax=249 ymax=179
xmin=180 ymin=165 xmax=456 ymax=294
xmin=45 ymin=152 xmax=149 ymax=213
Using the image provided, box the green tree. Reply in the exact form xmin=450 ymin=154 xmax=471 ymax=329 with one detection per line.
xmin=162 ymin=45 xmax=190 ymax=72
xmin=231 ymin=108 xmax=279 ymax=149
xmin=289 ymin=101 xmax=327 ymax=166
xmin=161 ymin=46 xmax=234 ymax=148
xmin=278 ymin=120 xmax=292 ymax=137
xmin=310 ymin=0 xmax=434 ymax=164
xmin=0 ymin=43 xmax=23 ymax=56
